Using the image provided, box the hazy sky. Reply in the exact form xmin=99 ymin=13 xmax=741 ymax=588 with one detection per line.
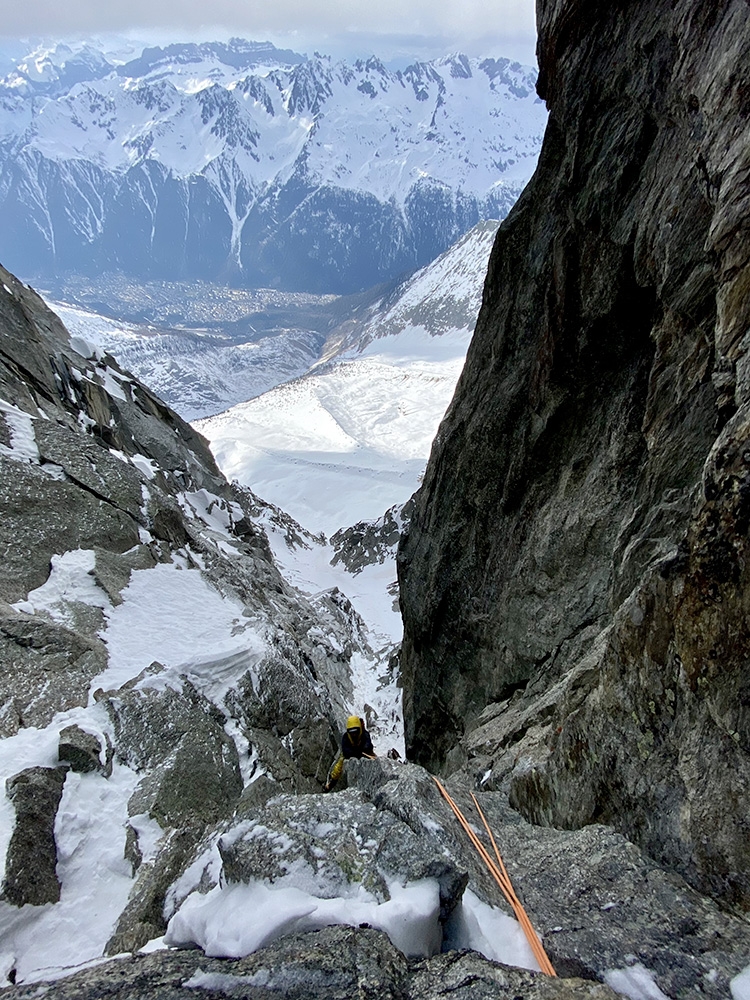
xmin=0 ymin=0 xmax=538 ymax=65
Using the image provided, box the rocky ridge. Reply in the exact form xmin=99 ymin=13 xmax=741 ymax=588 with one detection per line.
xmin=398 ymin=0 xmax=750 ymax=921
xmin=0 ymin=262 xmax=384 ymax=973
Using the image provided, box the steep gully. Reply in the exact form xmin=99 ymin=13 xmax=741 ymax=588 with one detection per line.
xmin=1 ymin=253 xmax=749 ymax=999
xmin=1 ymin=3 xmax=750 ymax=996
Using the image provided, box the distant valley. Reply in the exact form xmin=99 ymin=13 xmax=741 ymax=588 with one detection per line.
xmin=48 ymin=220 xmax=500 ymax=532
xmin=0 ymin=37 xmax=545 ymax=293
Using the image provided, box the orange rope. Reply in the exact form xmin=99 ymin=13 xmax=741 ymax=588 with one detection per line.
xmin=470 ymin=791 xmax=556 ymax=976
xmin=432 ymin=777 xmax=556 ymax=976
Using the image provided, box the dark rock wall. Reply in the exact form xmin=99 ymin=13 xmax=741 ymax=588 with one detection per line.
xmin=398 ymin=0 xmax=750 ymax=908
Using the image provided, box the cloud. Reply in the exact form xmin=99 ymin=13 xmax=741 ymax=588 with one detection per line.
xmin=0 ymin=0 xmax=537 ymax=63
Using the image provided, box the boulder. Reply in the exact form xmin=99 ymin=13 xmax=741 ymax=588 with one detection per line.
xmin=106 ymin=825 xmax=204 ymax=957
xmin=410 ymin=951 xmax=618 ymax=1000
xmin=2 ymin=766 xmax=68 ymax=906
xmin=58 ymin=724 xmax=112 ymax=775
xmin=91 ymin=545 xmax=158 ymax=606
xmin=352 ymin=761 xmax=750 ymax=999
xmin=104 ymin=681 xmax=232 ymax=773
xmin=0 ymin=454 xmax=138 ymax=605
xmin=127 ymin=730 xmax=243 ymax=829
xmin=218 ymin=785 xmax=468 ymax=923
xmin=0 ymin=611 xmax=107 ymax=737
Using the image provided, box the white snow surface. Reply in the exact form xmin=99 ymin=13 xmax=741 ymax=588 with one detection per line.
xmin=92 ymin=554 xmax=267 ymax=696
xmin=12 ymin=549 xmax=109 ymax=621
xmin=198 ymin=341 xmax=462 ymax=535
xmin=447 ymin=889 xmax=541 ymax=972
xmin=0 ymin=707 xmax=141 ymax=985
xmin=165 ymin=877 xmax=442 ymax=959
xmin=731 ymin=965 xmax=750 ymax=1000
xmin=166 ymin=876 xmax=543 ymax=976
xmin=0 ymin=399 xmax=40 ymax=464
xmin=197 ymin=220 xmax=498 ymax=536
xmin=604 ymin=964 xmax=671 ymax=1000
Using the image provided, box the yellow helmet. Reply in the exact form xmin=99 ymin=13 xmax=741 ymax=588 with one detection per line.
xmin=346 ymin=715 xmax=362 ymax=730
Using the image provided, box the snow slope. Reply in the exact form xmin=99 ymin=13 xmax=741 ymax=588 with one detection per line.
xmin=197 ymin=220 xmax=498 ymax=535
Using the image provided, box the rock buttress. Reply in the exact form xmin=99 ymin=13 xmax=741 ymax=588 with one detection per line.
xmin=398 ymin=0 xmax=750 ymax=909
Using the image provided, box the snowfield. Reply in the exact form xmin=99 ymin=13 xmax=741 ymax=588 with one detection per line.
xmin=196 ymin=221 xmax=499 ymax=535
xmin=197 ymin=340 xmax=465 ymax=536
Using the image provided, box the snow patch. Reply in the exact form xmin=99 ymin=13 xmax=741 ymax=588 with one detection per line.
xmin=0 ymin=399 xmax=39 ymax=464
xmin=92 ymin=555 xmax=264 ymax=697
xmin=731 ymin=965 xmax=750 ymax=1000
xmin=0 ymin=754 xmax=140 ymax=985
xmin=69 ymin=335 xmax=102 ymax=360
xmin=604 ymin=963 xmax=671 ymax=1000
xmin=12 ymin=549 xmax=110 ymax=620
xmin=130 ymin=453 xmax=157 ymax=479
xmin=445 ymin=889 xmax=542 ymax=973
xmin=165 ymin=877 xmax=441 ymax=959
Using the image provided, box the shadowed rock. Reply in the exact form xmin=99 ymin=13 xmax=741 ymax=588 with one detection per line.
xmin=398 ymin=0 xmax=750 ymax=911
xmin=58 ymin=724 xmax=112 ymax=775
xmin=0 ymin=926 xmax=621 ymax=1000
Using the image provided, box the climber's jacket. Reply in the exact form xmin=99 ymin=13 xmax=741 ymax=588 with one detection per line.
xmin=329 ymin=716 xmax=375 ymax=783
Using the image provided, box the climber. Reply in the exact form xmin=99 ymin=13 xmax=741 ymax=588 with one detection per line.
xmin=324 ymin=715 xmax=375 ymax=791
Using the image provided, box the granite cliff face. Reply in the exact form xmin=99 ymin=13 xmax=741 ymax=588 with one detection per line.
xmin=399 ymin=0 xmax=750 ymax=911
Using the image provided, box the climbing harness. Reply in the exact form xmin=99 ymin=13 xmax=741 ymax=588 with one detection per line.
xmin=432 ymin=777 xmax=556 ymax=977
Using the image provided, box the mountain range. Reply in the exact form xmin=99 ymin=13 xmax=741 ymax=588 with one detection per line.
xmin=0 ymin=37 xmax=546 ymax=293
